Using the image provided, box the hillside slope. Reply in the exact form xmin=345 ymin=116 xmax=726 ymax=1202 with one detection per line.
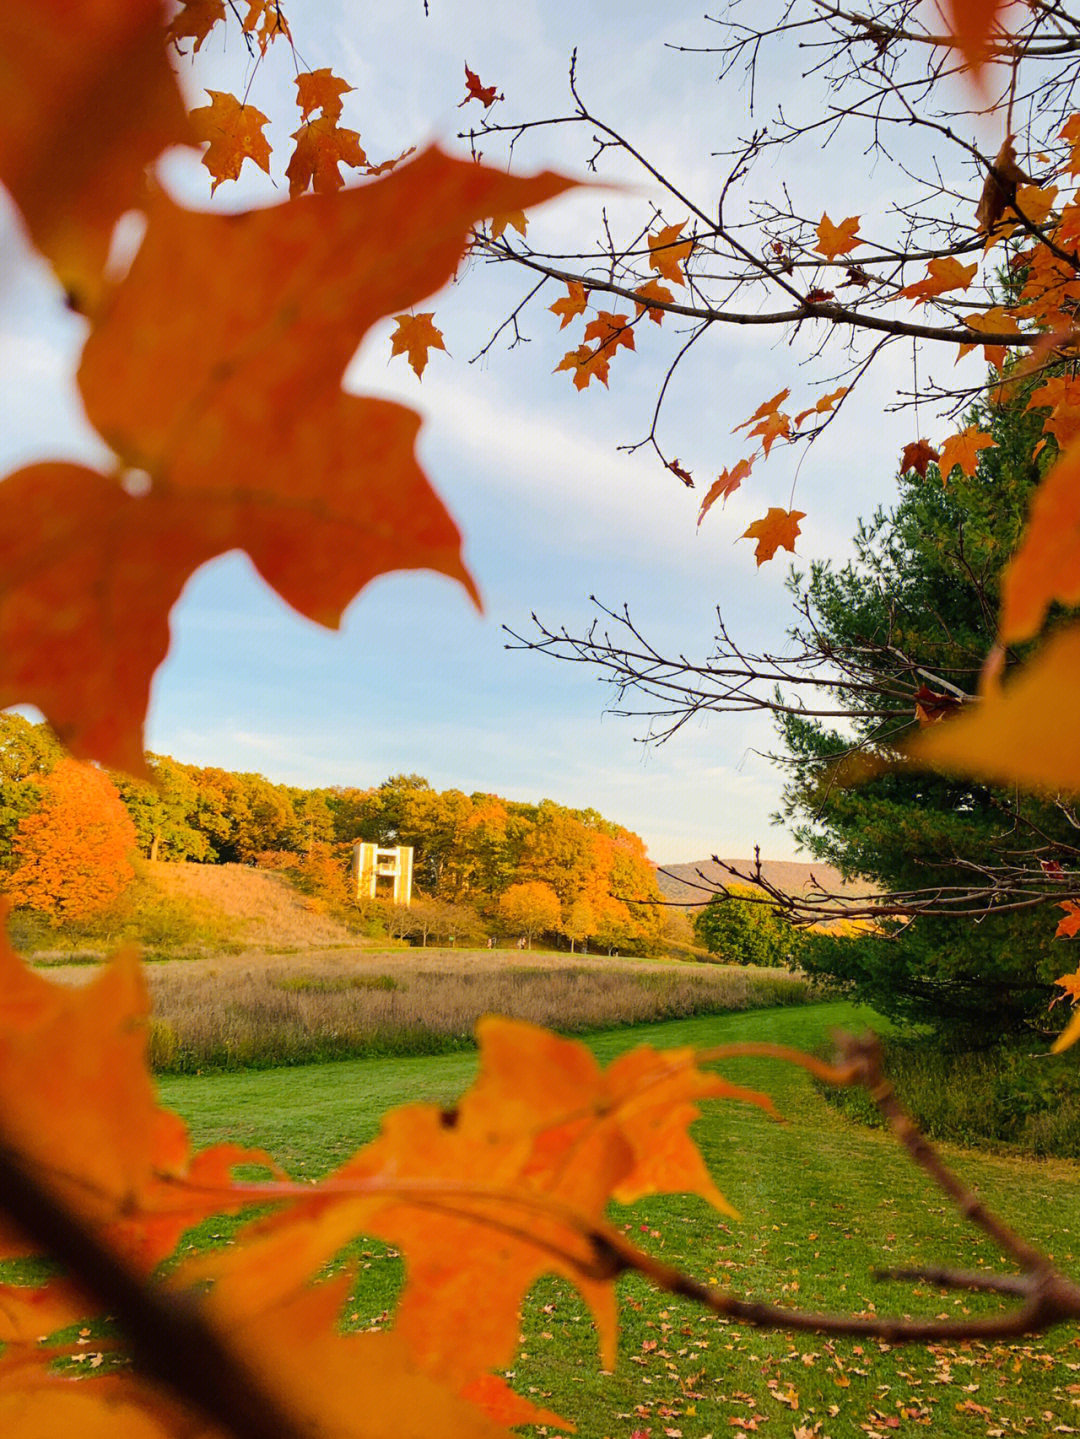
xmin=654 ymin=856 xmax=862 ymax=908
xmin=146 ymin=861 xmax=359 ymax=949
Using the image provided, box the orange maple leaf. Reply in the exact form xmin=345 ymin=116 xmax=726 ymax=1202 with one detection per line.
xmin=913 ymin=684 xmax=962 ymax=725
xmin=900 ymin=439 xmax=941 ymax=477
xmin=390 ymin=313 xmax=448 ymax=379
xmin=957 ymin=306 xmax=1021 ymax=369
xmin=166 ymin=0 xmax=226 ymax=52
xmin=192 ymin=1017 xmax=773 ymax=1389
xmin=733 ymin=390 xmax=793 ymax=456
xmin=0 ymin=0 xmax=194 ymax=307
xmin=1027 ymin=376 xmax=1080 ymax=449
xmin=295 ymin=68 xmax=355 ymax=122
xmin=555 ymin=343 xmax=611 ymax=390
xmin=1053 ymin=966 xmax=1080 ymax=1052
xmin=460 ymin=1374 xmax=573 ymax=1431
xmin=735 ymin=389 xmax=791 ymax=432
xmin=793 ymin=386 xmax=848 ymax=428
xmin=633 ymin=278 xmax=675 ymax=323
xmin=936 ymin=427 xmax=996 ymax=482
xmin=741 ymin=508 xmax=807 ymax=565
xmin=240 ymin=0 xmax=290 ymax=52
xmin=648 ymin=221 xmax=694 ymax=286
xmin=286 ymin=117 xmax=368 ymax=197
xmin=549 ymin=280 xmax=589 ymax=329
xmin=698 ymin=458 xmax=754 ymax=524
xmin=1002 ymin=438 xmax=1080 ymax=644
xmin=910 ymin=624 xmax=1080 ymax=793
xmin=489 ymin=209 xmax=528 ymax=239
xmin=190 ymin=91 xmax=272 ymax=193
xmin=943 ymin=0 xmax=1011 ymax=72
xmin=459 ymin=63 xmax=502 ymax=108
xmin=814 ymin=214 xmax=862 ymax=260
xmin=7 ymin=148 xmax=576 ymax=773
xmin=899 ymin=257 xmax=979 ymax=303
xmin=1057 ymin=904 xmax=1080 ymax=940
xmin=1062 ymin=115 xmax=1080 ymax=176
xmin=583 ymin=311 xmax=636 ymax=355
xmin=746 ymin=409 xmax=791 ymax=457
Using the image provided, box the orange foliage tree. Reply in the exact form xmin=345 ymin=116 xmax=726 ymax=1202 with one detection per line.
xmin=6 ymin=6 xmax=1080 ymax=1439
xmin=4 ymin=758 xmax=136 ymax=919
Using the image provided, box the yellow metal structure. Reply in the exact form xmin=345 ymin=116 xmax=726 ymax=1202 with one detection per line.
xmin=352 ymin=842 xmax=414 ymax=905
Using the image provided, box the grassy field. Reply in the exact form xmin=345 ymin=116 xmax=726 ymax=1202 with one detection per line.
xmin=47 ymin=947 xmax=812 ymax=1071
xmin=160 ymin=1001 xmax=1080 ymax=1438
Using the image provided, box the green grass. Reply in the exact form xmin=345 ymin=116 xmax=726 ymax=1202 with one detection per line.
xmin=158 ymin=1002 xmax=1080 ymax=1438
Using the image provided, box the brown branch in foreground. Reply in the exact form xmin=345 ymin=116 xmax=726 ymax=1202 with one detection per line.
xmin=595 ymin=1032 xmax=1080 ymax=1343
xmin=0 ymin=1126 xmax=307 ymax=1439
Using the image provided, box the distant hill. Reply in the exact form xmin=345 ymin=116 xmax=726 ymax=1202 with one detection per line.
xmin=654 ymin=857 xmax=861 ymax=909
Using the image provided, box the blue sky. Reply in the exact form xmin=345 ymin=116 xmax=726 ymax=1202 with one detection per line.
xmin=0 ymin=1 xmax=957 ymax=862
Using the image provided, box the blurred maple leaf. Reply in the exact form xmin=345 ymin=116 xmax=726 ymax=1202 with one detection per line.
xmin=1056 ymin=903 xmax=1080 ymax=940
xmin=741 ymin=508 xmax=806 ymax=565
xmin=1001 ymin=439 xmax=1080 ymax=643
xmin=814 ymin=214 xmax=862 ymax=260
xmin=190 ymin=90 xmax=272 ymax=192
xmin=911 ymin=625 xmax=1080 ymax=791
xmin=648 ymin=222 xmax=694 ymax=286
xmin=390 ymin=313 xmax=448 ymax=378
xmin=0 ymin=912 xmax=272 ymax=1266
xmin=459 ymin=64 xmax=502 ymax=108
xmin=944 ymin=0 xmax=1011 ymax=71
xmin=0 ymin=0 xmax=194 ymax=307
xmin=0 ymin=148 xmax=574 ymax=773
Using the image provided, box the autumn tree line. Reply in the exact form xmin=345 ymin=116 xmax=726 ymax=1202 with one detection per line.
xmin=0 ymin=716 xmax=670 ymax=953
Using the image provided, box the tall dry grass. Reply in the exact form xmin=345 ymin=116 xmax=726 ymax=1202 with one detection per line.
xmin=143 ymin=957 xmax=812 ymax=1072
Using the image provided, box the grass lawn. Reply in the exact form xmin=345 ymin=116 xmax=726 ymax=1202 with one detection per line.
xmin=159 ymin=1002 xmax=1080 ymax=1439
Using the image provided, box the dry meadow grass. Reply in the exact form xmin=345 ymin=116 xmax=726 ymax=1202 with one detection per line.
xmin=121 ymin=948 xmax=812 ymax=1070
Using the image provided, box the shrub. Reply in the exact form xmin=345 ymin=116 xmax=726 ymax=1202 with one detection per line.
xmin=692 ymin=886 xmax=802 ymax=966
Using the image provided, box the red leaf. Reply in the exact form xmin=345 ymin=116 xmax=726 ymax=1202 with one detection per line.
xmin=459 ymin=64 xmax=502 ymax=108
